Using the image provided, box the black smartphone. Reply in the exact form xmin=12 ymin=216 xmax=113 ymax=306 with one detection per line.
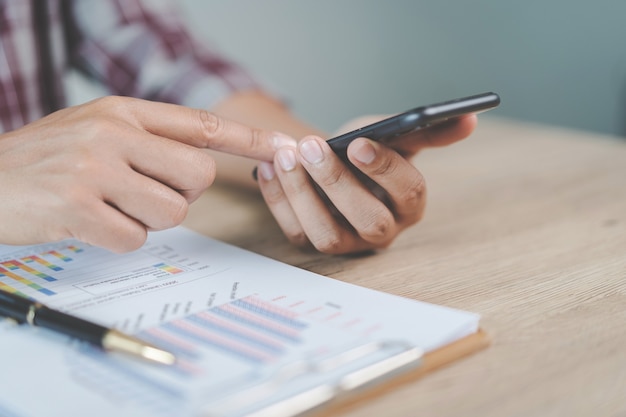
xmin=326 ymin=92 xmax=500 ymax=160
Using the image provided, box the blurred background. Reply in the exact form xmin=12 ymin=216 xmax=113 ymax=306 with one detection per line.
xmin=182 ymin=0 xmax=626 ymax=137
xmin=70 ymin=0 xmax=626 ymax=138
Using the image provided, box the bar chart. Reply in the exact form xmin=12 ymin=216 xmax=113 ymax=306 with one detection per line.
xmin=0 ymin=239 xmax=191 ymax=306
xmin=59 ymin=294 xmax=313 ymax=414
xmin=139 ymin=295 xmax=308 ymax=366
xmin=0 ymin=244 xmax=81 ymax=297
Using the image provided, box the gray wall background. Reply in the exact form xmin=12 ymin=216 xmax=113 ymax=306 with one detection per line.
xmin=67 ymin=1 xmax=626 ymax=138
xmin=179 ymin=0 xmax=626 ymax=137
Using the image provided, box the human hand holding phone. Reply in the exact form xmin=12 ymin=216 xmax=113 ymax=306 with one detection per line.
xmin=255 ymin=92 xmax=499 ymax=254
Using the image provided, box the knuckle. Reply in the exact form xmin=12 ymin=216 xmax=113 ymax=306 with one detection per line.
xmin=92 ymin=96 xmax=129 ymax=116
xmin=278 ymin=172 xmax=310 ymax=196
xmin=312 ymin=231 xmax=343 ymax=254
xmin=198 ymin=110 xmax=226 ymax=148
xmin=248 ymin=127 xmax=264 ymax=151
xmin=163 ymin=195 xmax=189 ymax=228
xmin=147 ymin=191 xmax=190 ymax=230
xmin=317 ymin=167 xmax=349 ymax=188
xmin=172 ymin=197 xmax=190 ymax=225
xmin=370 ymin=156 xmax=397 ymax=177
xmin=262 ymin=183 xmax=286 ymax=205
xmin=57 ymin=184 xmax=93 ymax=209
xmin=398 ymin=176 xmax=426 ymax=211
xmin=285 ymin=230 xmax=310 ymax=248
xmin=98 ymin=95 xmax=123 ymax=106
xmin=70 ymin=207 xmax=148 ymax=254
xmin=115 ymin=231 xmax=147 ymax=253
xmin=359 ymin=212 xmax=394 ymax=241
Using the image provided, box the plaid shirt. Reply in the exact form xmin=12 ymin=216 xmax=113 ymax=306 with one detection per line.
xmin=0 ymin=0 xmax=258 ymax=133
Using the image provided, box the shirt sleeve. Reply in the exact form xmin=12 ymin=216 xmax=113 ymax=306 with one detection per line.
xmin=63 ymin=0 xmax=261 ymax=109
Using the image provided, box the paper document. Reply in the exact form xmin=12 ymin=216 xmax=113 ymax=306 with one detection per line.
xmin=0 ymin=227 xmax=479 ymax=417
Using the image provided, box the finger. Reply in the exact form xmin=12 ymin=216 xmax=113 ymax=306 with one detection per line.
xmin=100 ymin=163 xmax=191 ymax=231
xmin=65 ymin=197 xmax=149 ymax=253
xmin=256 ymin=162 xmax=310 ymax=248
xmin=347 ymin=138 xmax=426 ymax=223
xmin=272 ymin=146 xmax=368 ymax=254
xmin=120 ymin=97 xmax=294 ymax=160
xmin=124 ymin=131 xmax=216 ymax=203
xmin=388 ymin=114 xmax=477 ymax=156
xmin=290 ymin=137 xmax=397 ymax=248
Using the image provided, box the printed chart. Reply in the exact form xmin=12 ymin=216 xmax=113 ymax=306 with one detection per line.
xmin=140 ymin=296 xmax=308 ymax=365
xmin=64 ymin=291 xmax=396 ymax=417
xmin=0 ymin=238 xmax=211 ymax=311
xmin=0 ymin=227 xmax=480 ymax=417
xmin=0 ymin=244 xmax=83 ymax=296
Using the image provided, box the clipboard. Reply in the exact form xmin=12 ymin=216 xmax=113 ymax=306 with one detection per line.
xmin=202 ymin=329 xmax=489 ymax=417
xmin=317 ymin=329 xmax=490 ymax=417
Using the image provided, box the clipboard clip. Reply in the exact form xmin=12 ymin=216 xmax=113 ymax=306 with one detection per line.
xmin=203 ymin=340 xmax=423 ymax=417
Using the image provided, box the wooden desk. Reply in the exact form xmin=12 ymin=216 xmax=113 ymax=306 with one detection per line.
xmin=183 ymin=117 xmax=626 ymax=417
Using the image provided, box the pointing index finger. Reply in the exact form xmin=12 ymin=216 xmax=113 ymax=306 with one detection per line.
xmin=132 ymin=99 xmax=288 ymax=161
xmin=195 ymin=110 xmax=279 ymax=159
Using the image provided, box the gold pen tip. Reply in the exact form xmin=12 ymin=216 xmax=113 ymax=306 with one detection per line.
xmin=140 ymin=345 xmax=177 ymax=366
xmin=103 ymin=330 xmax=176 ymax=366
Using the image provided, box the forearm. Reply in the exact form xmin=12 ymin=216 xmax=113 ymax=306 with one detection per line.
xmin=209 ymin=90 xmax=326 ymax=189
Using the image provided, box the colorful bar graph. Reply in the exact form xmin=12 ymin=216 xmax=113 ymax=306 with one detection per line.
xmin=213 ymin=304 xmax=303 ymax=342
xmin=0 ymin=267 xmax=55 ymax=296
xmin=0 ymin=281 xmax=29 ymax=298
xmin=0 ymin=261 xmax=20 ymax=270
xmin=234 ymin=297 xmax=306 ymax=328
xmin=21 ymin=255 xmax=63 ymax=272
xmin=153 ymin=263 xmax=184 ymax=274
xmin=163 ymin=320 xmax=276 ymax=363
xmin=189 ymin=312 xmax=285 ymax=353
xmin=67 ymin=245 xmax=83 ymax=253
xmin=141 ymin=327 xmax=201 ymax=359
xmin=45 ymin=250 xmax=72 ymax=262
xmin=138 ymin=296 xmax=308 ymax=366
xmin=2 ymin=260 xmax=57 ymax=282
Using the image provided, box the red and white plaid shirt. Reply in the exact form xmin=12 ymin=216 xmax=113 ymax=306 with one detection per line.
xmin=0 ymin=0 xmax=258 ymax=133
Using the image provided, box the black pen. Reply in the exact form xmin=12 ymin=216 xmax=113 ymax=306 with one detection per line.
xmin=0 ymin=290 xmax=176 ymax=365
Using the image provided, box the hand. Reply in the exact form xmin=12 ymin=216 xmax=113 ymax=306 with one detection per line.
xmin=0 ymin=96 xmax=282 ymax=252
xmin=255 ymin=115 xmax=477 ymax=254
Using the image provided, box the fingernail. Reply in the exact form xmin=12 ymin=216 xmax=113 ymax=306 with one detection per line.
xmin=351 ymin=140 xmax=376 ymax=164
xmin=277 ymin=148 xmax=297 ymax=171
xmin=272 ymin=132 xmax=297 ymax=150
xmin=258 ymin=161 xmax=275 ymax=180
xmin=300 ymin=138 xmax=324 ymax=164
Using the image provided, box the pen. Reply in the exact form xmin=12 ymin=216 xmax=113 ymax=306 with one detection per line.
xmin=0 ymin=290 xmax=176 ymax=366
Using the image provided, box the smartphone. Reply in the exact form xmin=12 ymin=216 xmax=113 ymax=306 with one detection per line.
xmin=326 ymin=92 xmax=500 ymax=160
